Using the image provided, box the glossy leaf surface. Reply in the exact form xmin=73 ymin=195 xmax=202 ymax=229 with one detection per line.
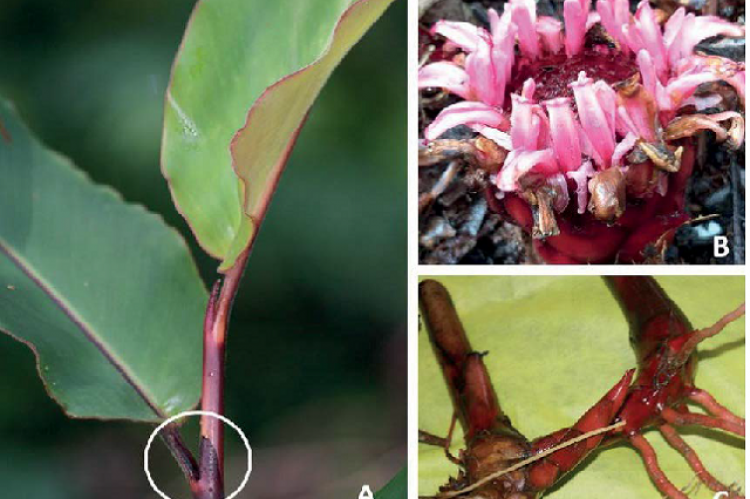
xmin=0 ymin=101 xmax=206 ymax=422
xmin=162 ymin=0 xmax=395 ymax=270
xmin=418 ymin=276 xmax=744 ymax=498
xmin=376 ymin=466 xmax=407 ymax=499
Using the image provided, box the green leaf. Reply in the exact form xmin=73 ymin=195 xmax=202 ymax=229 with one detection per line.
xmin=162 ymin=0 xmax=396 ymax=270
xmin=376 ymin=466 xmax=407 ymax=499
xmin=0 ymin=100 xmax=206 ymax=422
xmin=419 ymin=276 xmax=744 ymax=498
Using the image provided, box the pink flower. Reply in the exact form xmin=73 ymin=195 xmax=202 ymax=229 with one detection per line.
xmin=544 ymin=97 xmax=581 ymax=173
xmin=423 ymin=101 xmax=508 ymax=140
xmin=419 ymin=9 xmax=516 ymax=108
xmin=571 ymin=73 xmax=617 ymax=169
xmin=419 ymin=0 xmax=745 ymax=249
xmin=563 ymin=0 xmax=592 ymax=57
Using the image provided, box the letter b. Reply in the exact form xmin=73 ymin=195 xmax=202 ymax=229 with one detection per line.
xmin=714 ymin=236 xmax=729 ymax=258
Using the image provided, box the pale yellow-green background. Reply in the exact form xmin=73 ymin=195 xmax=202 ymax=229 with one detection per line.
xmin=418 ymin=276 xmax=744 ymax=498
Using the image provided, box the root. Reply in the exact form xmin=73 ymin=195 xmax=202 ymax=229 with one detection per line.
xmin=678 ymin=303 xmax=745 ymax=362
xmin=430 ymin=421 xmax=625 ymax=498
xmin=444 ymin=412 xmax=459 ymax=464
xmin=419 ymin=412 xmax=461 ymax=465
xmin=662 ymin=407 xmax=745 ymax=438
xmin=629 ymin=433 xmax=690 ymax=499
xmin=420 ymin=430 xmax=450 ymax=448
xmin=689 ymin=389 xmax=745 ymax=429
xmin=659 ymin=424 xmax=744 ymax=498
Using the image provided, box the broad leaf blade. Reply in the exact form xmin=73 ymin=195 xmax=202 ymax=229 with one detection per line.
xmin=228 ymin=0 xmax=395 ymax=270
xmin=0 ymin=101 xmax=206 ymax=422
xmin=376 ymin=466 xmax=407 ymax=499
xmin=418 ymin=276 xmax=744 ymax=498
xmin=162 ymin=0 xmax=395 ymax=270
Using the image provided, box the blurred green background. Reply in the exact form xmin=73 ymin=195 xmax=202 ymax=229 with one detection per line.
xmin=0 ymin=0 xmax=406 ymax=497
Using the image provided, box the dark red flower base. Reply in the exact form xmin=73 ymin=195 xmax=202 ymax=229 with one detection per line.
xmin=487 ymin=142 xmax=695 ymax=263
xmin=507 ymin=44 xmax=637 ymax=104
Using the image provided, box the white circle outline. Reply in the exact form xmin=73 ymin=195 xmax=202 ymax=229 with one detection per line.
xmin=144 ymin=410 xmax=252 ymax=499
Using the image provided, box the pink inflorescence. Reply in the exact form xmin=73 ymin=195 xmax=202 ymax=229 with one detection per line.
xmin=419 ymin=0 xmax=745 ymax=263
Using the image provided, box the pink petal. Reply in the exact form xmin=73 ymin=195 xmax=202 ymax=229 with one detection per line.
xmin=488 ymin=8 xmax=503 ymax=39
xmin=509 ymin=0 xmax=537 ymax=23
xmin=565 ymin=159 xmax=595 ymax=214
xmin=616 ymin=106 xmax=638 ymax=138
xmin=564 ymin=0 xmax=588 ymax=57
xmin=664 ymin=71 xmax=719 ymax=109
xmin=536 ymin=16 xmax=564 ymax=54
xmin=594 ymin=80 xmax=617 ymax=135
xmin=612 ymin=132 xmax=639 ymax=167
xmin=489 ymin=8 xmax=517 ymax=84
xmin=522 ymin=78 xmax=537 ymax=101
xmin=510 ymin=94 xmax=540 ymax=150
xmin=620 ymin=102 xmax=657 ymax=141
xmin=632 ymin=1 xmax=669 ymax=82
xmin=673 ymin=15 xmax=745 ymax=65
xmin=432 ymin=21 xmax=488 ymax=52
xmin=497 ymin=149 xmax=559 ymax=192
xmin=533 ymin=104 xmax=552 ymax=150
xmin=638 ymin=50 xmax=678 ymax=110
xmin=571 ymin=72 xmax=616 ymax=168
xmin=612 ymin=0 xmax=630 ymax=28
xmin=489 ymin=47 xmax=511 ymax=107
xmin=616 ymin=82 xmax=658 ymax=141
xmin=497 ymin=150 xmax=522 ymax=191
xmin=465 ymin=42 xmax=501 ymax=106
xmin=488 ymin=8 xmax=515 ymax=45
xmin=511 ymin=1 xmax=540 ymax=59
xmin=636 ymin=50 xmax=658 ymax=99
xmin=498 ymin=44 xmax=517 ymax=88
xmin=596 ymin=0 xmax=620 ymax=47
xmin=491 ymin=47 xmax=514 ymax=97
xmin=662 ymin=7 xmax=686 ymax=51
xmin=596 ymin=0 xmax=630 ymax=49
xmin=666 ymin=13 xmax=695 ymax=68
xmin=424 ymin=102 xmax=509 ymax=140
xmin=472 ymin=124 xmax=513 ymax=150
xmin=586 ymin=11 xmax=601 ymax=30
xmin=578 ymin=126 xmax=595 ymax=159
xmin=622 ymin=24 xmax=646 ymax=60
xmin=544 ymin=97 xmax=582 ymax=172
xmin=458 ymin=30 xmax=509 ymax=108
xmin=418 ymin=62 xmax=472 ymax=100
xmin=677 ymin=55 xmax=746 ymax=103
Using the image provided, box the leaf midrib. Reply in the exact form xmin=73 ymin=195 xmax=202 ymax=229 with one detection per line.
xmin=0 ymin=238 xmax=165 ymax=419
